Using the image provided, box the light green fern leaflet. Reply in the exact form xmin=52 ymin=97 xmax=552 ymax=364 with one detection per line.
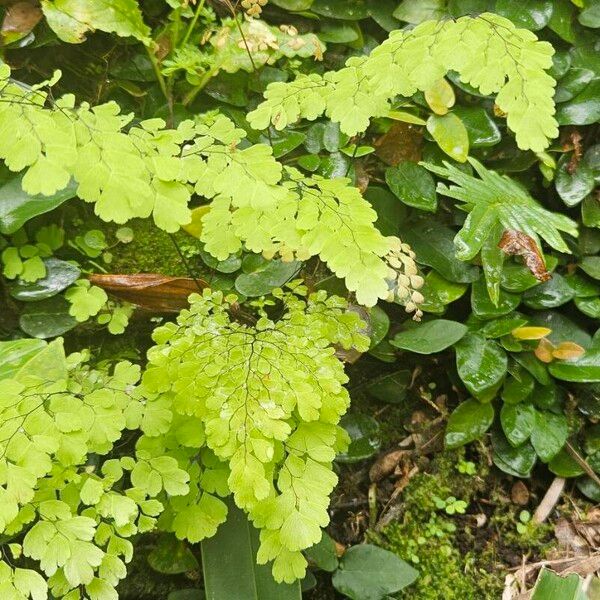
xmin=0 ymin=66 xmax=422 ymax=307
xmin=248 ymin=13 xmax=558 ymax=152
xmin=0 ymin=338 xmax=190 ymax=600
xmin=140 ymin=286 xmax=370 ymax=583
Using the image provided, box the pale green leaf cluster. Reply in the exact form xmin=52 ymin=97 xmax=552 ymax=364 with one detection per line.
xmin=0 ymin=67 xmax=421 ymax=308
xmin=0 ymin=339 xmax=190 ymax=600
xmin=41 ymin=0 xmax=151 ymax=45
xmin=140 ymin=287 xmax=370 ymax=582
xmin=248 ymin=13 xmax=558 ymax=152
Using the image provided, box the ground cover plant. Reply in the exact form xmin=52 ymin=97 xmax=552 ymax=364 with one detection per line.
xmin=0 ymin=0 xmax=599 ymax=598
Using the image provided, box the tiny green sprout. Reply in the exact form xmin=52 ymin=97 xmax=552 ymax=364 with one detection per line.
xmin=457 ymin=460 xmax=477 ymax=476
xmin=116 ymin=226 xmax=134 ymax=244
xmin=516 ymin=510 xmax=531 ymax=535
xmin=434 ymin=496 xmax=468 ymax=515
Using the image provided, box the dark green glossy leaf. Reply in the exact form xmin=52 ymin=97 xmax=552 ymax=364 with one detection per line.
xmin=199 ymin=247 xmax=242 ymax=274
xmin=318 ymin=20 xmax=360 ymax=43
xmin=391 ymin=319 xmax=467 ymax=354
xmin=0 ymin=175 xmax=77 ymax=235
xmin=148 ymin=535 xmax=198 ymax=575
xmin=365 ymin=370 xmax=411 ymax=404
xmin=557 ymin=80 xmax=600 ymax=125
xmin=336 ymin=414 xmax=381 ymax=462
xmin=495 ymin=0 xmax=553 ymax=30
xmin=304 ymin=532 xmax=338 ymax=572
xmin=451 ymin=106 xmax=501 ymax=147
xmin=529 ymin=310 xmax=592 ymax=348
xmin=492 ymin=430 xmax=537 ymax=477
xmin=577 ymin=477 xmax=600 ymax=502
xmin=385 ymin=161 xmax=437 ymax=212
xmin=500 ymin=403 xmax=535 ymax=447
xmin=501 ymin=370 xmax=535 ymax=404
xmin=19 ymin=296 xmax=77 ymax=339
xmin=501 ymin=256 xmax=558 ymax=293
xmin=369 ymin=305 xmax=390 ymax=349
xmin=455 ymin=333 xmax=507 ymax=400
xmin=575 ymin=296 xmax=600 ymax=318
xmin=399 ymin=219 xmax=479 ymax=283
xmin=513 ymin=352 xmax=551 ymax=386
xmin=555 ymin=153 xmax=596 ymax=207
xmin=523 ymin=274 xmax=575 ymax=309
xmin=580 ymin=256 xmax=600 ymax=280
xmin=448 ymin=0 xmax=494 ymax=17
xmin=365 ymin=186 xmax=406 ymax=237
xmin=579 ymin=1 xmax=600 ymax=27
xmin=445 ymin=398 xmax=494 ymax=448
xmin=531 ymin=411 xmax=569 ymax=462
xmin=332 ymin=544 xmax=418 ymax=600
xmin=271 ymin=0 xmax=315 ymax=9
xmin=393 ymin=0 xmax=446 ymax=23
xmin=555 ymin=68 xmax=594 ymax=103
xmin=548 ymin=0 xmax=578 ymax=42
xmin=534 ymin=383 xmax=566 ymax=412
xmin=480 ymin=314 xmax=528 ymax=338
xmin=471 ymin=277 xmax=521 ymax=319
xmin=311 ymin=0 xmax=369 ymax=20
xmin=366 ymin=0 xmax=400 ymax=30
xmin=10 ymin=258 xmax=80 ymax=301
xmin=548 ymin=448 xmax=585 ymax=478
xmin=549 ymin=348 xmax=600 ymax=382
xmin=235 ymin=259 xmax=300 ymax=296
xmin=420 ymin=271 xmax=468 ymax=313
xmin=582 ymin=195 xmax=600 ymax=227
xmin=565 ymin=272 xmax=600 ymax=298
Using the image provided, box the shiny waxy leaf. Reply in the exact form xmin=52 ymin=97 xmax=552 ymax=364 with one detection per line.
xmin=549 ymin=348 xmax=600 ymax=382
xmin=501 ymin=403 xmax=536 ymax=447
xmin=445 ymin=399 xmax=495 ymax=448
xmin=10 ymin=258 xmax=80 ymax=301
xmin=332 ymin=544 xmax=418 ymax=600
xmin=455 ymin=333 xmax=507 ymax=400
xmin=336 ymin=414 xmax=381 ymax=463
xmin=531 ymin=411 xmax=569 ymax=462
xmin=235 ymin=259 xmax=300 ymax=297
xmin=365 ymin=370 xmax=411 ymax=404
xmin=19 ymin=296 xmax=78 ymax=338
xmin=0 ymin=176 xmax=77 ymax=235
xmin=390 ymin=319 xmax=467 ymax=354
xmin=492 ymin=430 xmax=537 ymax=477
xmin=426 ymin=113 xmax=469 ymax=163
xmin=385 ymin=161 xmax=437 ymax=212
xmin=495 ymin=0 xmax=554 ymax=30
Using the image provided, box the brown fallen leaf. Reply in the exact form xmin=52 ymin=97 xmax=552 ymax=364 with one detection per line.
xmin=374 ymin=122 xmax=423 ymax=166
xmin=498 ymin=229 xmax=551 ymax=282
xmin=89 ymin=273 xmax=208 ymax=312
xmin=553 ymin=341 xmax=586 ymax=361
xmin=369 ymin=449 xmax=407 ymax=483
xmin=511 ymin=481 xmax=530 ymax=506
xmin=1 ymin=1 xmax=42 ymax=39
xmin=535 ymin=338 xmax=555 ymax=363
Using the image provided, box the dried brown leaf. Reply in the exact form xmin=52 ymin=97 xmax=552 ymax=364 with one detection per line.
xmin=89 ymin=273 xmax=207 ymax=312
xmin=552 ymin=341 xmax=586 ymax=361
xmin=498 ymin=229 xmax=551 ymax=282
xmin=2 ymin=1 xmax=42 ymax=36
xmin=374 ymin=122 xmax=423 ymax=166
xmin=535 ymin=338 xmax=555 ymax=363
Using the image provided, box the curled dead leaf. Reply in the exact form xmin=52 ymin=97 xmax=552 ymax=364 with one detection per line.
xmin=369 ymin=449 xmax=407 ymax=483
xmin=498 ymin=229 xmax=551 ymax=282
xmin=1 ymin=1 xmax=42 ymax=38
xmin=89 ymin=273 xmax=208 ymax=312
xmin=535 ymin=337 xmax=555 ymax=363
xmin=552 ymin=341 xmax=585 ymax=361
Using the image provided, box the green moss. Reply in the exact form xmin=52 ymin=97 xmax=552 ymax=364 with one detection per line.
xmin=109 ymin=218 xmax=204 ymax=276
xmin=369 ymin=450 xmax=502 ymax=599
